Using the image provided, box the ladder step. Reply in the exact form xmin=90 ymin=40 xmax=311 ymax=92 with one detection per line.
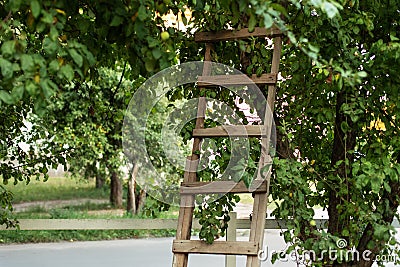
xmin=172 ymin=240 xmax=259 ymax=255
xmin=180 ymin=180 xmax=267 ymax=194
xmin=197 ymin=73 xmax=277 ymax=87
xmin=195 ymin=27 xmax=282 ymax=42
xmin=193 ymin=125 xmax=266 ymax=138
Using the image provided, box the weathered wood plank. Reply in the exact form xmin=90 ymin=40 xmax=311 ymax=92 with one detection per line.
xmin=173 ymin=240 xmax=258 ymax=255
xmin=180 ymin=180 xmax=267 ymax=194
xmin=193 ymin=125 xmax=266 ymax=138
xmin=195 ymin=27 xmax=282 ymax=42
xmin=0 ymin=218 xmax=397 ymax=231
xmin=0 ymin=219 xmax=179 ymax=230
xmin=197 ymin=73 xmax=277 ymax=87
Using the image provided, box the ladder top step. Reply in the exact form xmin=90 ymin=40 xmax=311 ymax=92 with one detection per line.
xmin=197 ymin=73 xmax=277 ymax=87
xmin=180 ymin=180 xmax=268 ymax=195
xmin=193 ymin=125 xmax=267 ymax=138
xmin=195 ymin=27 xmax=282 ymax=42
xmin=172 ymin=240 xmax=259 ymax=255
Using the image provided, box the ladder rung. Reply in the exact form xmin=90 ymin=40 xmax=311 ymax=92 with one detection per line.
xmin=197 ymin=73 xmax=277 ymax=87
xmin=172 ymin=240 xmax=259 ymax=255
xmin=193 ymin=125 xmax=266 ymax=138
xmin=195 ymin=27 xmax=282 ymax=42
xmin=180 ymin=180 xmax=267 ymax=194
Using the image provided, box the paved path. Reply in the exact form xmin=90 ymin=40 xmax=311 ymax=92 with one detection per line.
xmin=0 ymin=231 xmax=297 ymax=267
xmin=1 ymin=230 xmax=398 ymax=267
xmin=13 ymin=199 xmax=109 ymax=212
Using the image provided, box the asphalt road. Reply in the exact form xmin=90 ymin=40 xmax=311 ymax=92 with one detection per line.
xmin=0 ymin=231 xmax=296 ymax=267
xmin=0 ymin=230 xmax=398 ymax=267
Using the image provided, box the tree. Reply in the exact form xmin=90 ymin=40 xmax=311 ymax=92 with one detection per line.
xmin=0 ymin=0 xmax=181 ymax=211
xmin=47 ymin=66 xmax=141 ymax=207
xmin=1 ymin=1 xmax=399 ymax=266
xmin=269 ymin=1 xmax=400 ymax=266
xmin=50 ymin=66 xmax=181 ymax=211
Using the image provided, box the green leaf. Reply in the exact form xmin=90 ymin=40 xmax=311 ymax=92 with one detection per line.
xmin=323 ymin=2 xmax=339 ymax=19
xmin=287 ymin=31 xmax=297 ymax=44
xmin=147 ymin=37 xmax=158 ymax=48
xmin=370 ymin=177 xmax=381 ymax=194
xmin=31 ymin=0 xmax=41 ymax=18
xmin=20 ymin=54 xmax=34 ymax=72
xmin=134 ymin=20 xmax=145 ymax=39
xmin=152 ymin=48 xmax=162 ymax=60
xmin=342 ymin=228 xmax=350 ymax=237
xmin=308 ymin=44 xmax=320 ymax=53
xmin=49 ymin=59 xmax=60 ymax=72
xmin=25 ymin=80 xmax=38 ymax=95
xmin=357 ymin=71 xmax=367 ymax=78
xmin=270 ymin=3 xmax=288 ymax=17
xmin=110 ymin=16 xmax=124 ymax=27
xmin=390 ymin=34 xmax=399 ymax=41
xmin=263 ymin=13 xmax=273 ymax=29
xmin=138 ymin=5 xmax=147 ymax=21
xmin=248 ymin=13 xmax=256 ymax=32
xmin=80 ymin=45 xmax=96 ymax=66
xmin=69 ymin=49 xmax=83 ymax=67
xmin=40 ymin=79 xmax=55 ymax=98
xmin=49 ymin=26 xmax=59 ymax=41
xmin=60 ymin=65 xmax=74 ymax=80
xmin=1 ymin=41 xmax=16 ymax=56
xmin=0 ymin=58 xmax=14 ymax=79
xmin=0 ymin=90 xmax=14 ymax=104
xmin=41 ymin=11 xmax=53 ymax=24
xmin=43 ymin=37 xmax=58 ymax=55
xmin=11 ymin=85 xmax=24 ymax=101
xmin=9 ymin=0 xmax=22 ymax=12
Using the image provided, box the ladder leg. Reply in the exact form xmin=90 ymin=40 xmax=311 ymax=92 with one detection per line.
xmin=173 ymin=199 xmax=194 ymax=267
xmin=247 ymin=35 xmax=282 ymax=267
xmin=173 ymin=44 xmax=213 ymax=267
xmin=246 ymin=192 xmax=269 ymax=267
xmin=173 ymin=155 xmax=199 ymax=267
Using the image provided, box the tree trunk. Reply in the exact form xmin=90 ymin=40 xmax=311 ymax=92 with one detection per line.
xmin=127 ymin=163 xmax=139 ymax=214
xmin=95 ymin=173 xmax=105 ymax=189
xmin=136 ymin=188 xmax=146 ymax=212
xmin=110 ymin=171 xmax=123 ymax=208
xmin=329 ymin=91 xmax=358 ymax=236
xmin=330 ymin=91 xmax=358 ymax=267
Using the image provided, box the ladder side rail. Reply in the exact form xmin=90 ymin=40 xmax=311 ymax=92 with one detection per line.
xmin=247 ymin=35 xmax=283 ymax=267
xmin=173 ymin=43 xmax=213 ymax=267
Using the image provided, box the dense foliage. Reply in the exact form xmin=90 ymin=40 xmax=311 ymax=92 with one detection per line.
xmin=0 ymin=0 xmax=399 ymax=266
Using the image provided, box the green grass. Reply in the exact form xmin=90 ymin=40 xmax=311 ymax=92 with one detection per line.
xmin=4 ymin=177 xmax=109 ymax=203
xmin=0 ymin=229 xmax=176 ymax=244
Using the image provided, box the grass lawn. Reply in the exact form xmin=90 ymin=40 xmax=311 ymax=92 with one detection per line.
xmin=4 ymin=177 xmax=109 ymax=203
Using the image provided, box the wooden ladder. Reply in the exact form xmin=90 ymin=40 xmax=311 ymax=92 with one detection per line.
xmin=172 ymin=26 xmax=283 ymax=267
